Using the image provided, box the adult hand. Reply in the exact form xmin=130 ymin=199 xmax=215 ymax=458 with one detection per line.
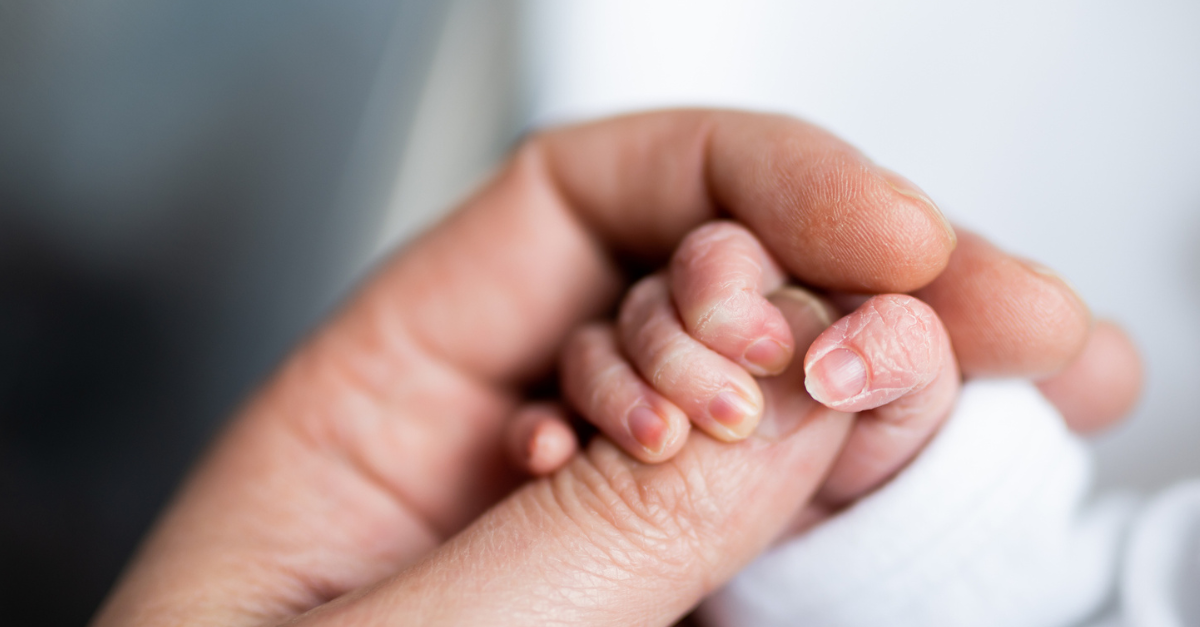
xmin=92 ymin=111 xmax=1132 ymax=627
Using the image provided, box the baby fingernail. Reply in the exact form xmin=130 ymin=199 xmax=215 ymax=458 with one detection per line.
xmin=805 ymin=348 xmax=868 ymax=405
xmin=708 ymin=389 xmax=761 ymax=432
xmin=628 ymin=406 xmax=670 ymax=454
xmin=744 ymin=337 xmax=791 ymax=374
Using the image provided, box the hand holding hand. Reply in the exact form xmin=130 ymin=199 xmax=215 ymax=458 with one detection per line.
xmin=93 ymin=111 xmax=1136 ymax=627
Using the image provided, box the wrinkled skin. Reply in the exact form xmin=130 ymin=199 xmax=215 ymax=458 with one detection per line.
xmin=91 ymin=111 xmax=1140 ymax=627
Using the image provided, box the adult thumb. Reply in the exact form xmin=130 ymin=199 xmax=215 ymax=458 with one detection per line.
xmin=286 ymin=290 xmax=850 ymax=627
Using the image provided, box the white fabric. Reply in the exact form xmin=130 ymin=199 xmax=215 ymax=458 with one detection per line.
xmin=1121 ymin=482 xmax=1200 ymax=627
xmin=700 ymin=380 xmax=1200 ymax=627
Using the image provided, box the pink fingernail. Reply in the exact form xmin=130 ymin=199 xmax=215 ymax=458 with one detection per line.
xmin=744 ymin=337 xmax=791 ymax=374
xmin=805 ymin=348 xmax=868 ymax=405
xmin=628 ymin=406 xmax=669 ymax=454
xmin=708 ymin=389 xmax=761 ymax=431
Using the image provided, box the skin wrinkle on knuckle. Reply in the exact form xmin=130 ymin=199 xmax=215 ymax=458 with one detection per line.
xmin=631 ymin=302 xmax=719 ymax=394
xmin=644 ymin=335 xmax=696 ymax=391
xmin=691 ymin=288 xmax=755 ymax=342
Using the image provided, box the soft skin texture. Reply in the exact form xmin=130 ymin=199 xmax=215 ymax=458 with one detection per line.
xmin=670 ymin=221 xmax=794 ymax=377
xmin=805 ymin=294 xmax=959 ymax=503
xmin=554 ymin=221 xmax=960 ymax=503
xmin=91 ymin=110 xmax=1130 ymax=627
xmin=504 ymin=403 xmax=580 ymax=476
xmin=1036 ymin=320 xmax=1144 ymax=434
xmin=530 ymin=229 xmax=1137 ymax=502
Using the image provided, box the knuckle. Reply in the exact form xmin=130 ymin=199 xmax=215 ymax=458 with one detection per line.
xmin=617 ymin=274 xmax=668 ymax=330
xmin=640 ymin=327 xmax=688 ymax=389
xmin=690 ymin=289 xmax=761 ymax=345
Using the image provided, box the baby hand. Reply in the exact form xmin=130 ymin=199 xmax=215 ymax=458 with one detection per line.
xmin=506 ymin=220 xmax=958 ymax=503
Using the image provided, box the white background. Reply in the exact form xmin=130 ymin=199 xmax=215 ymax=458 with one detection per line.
xmin=522 ymin=0 xmax=1200 ymax=490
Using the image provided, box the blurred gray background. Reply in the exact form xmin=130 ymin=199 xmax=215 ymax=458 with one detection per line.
xmin=0 ymin=1 xmax=522 ymax=623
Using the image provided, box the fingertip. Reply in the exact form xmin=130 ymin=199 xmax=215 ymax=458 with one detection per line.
xmin=742 ymin=336 xmax=793 ymax=377
xmin=619 ymin=274 xmax=766 ymax=444
xmin=527 ymin=414 xmax=579 ymax=476
xmin=804 ymin=348 xmax=868 ymax=407
xmin=803 ymin=295 xmax=945 ymax=412
xmin=668 ymin=221 xmax=795 ymax=376
xmin=639 ymin=407 xmax=693 ymax=460
xmin=1037 ymin=319 xmax=1143 ymax=435
xmin=626 ymin=403 xmax=693 ymax=460
xmin=917 ymin=230 xmax=1092 ymax=378
xmin=813 ymin=294 xmax=960 ymax=503
xmin=706 ymin=386 xmax=764 ymax=441
xmin=561 ymin=320 xmax=692 ymax=464
xmin=507 ymin=404 xmax=578 ymax=476
xmin=875 ymin=167 xmax=957 ymax=253
xmin=1016 ymin=256 xmax=1093 ymax=362
xmin=708 ymin=117 xmax=955 ymax=293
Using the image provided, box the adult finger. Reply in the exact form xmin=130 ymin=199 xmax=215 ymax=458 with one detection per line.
xmin=618 ymin=274 xmax=765 ymax=441
xmin=1036 ymin=320 xmax=1143 ymax=434
xmin=284 ymin=282 xmax=851 ymax=627
xmin=914 ymin=229 xmax=1090 ymax=379
xmin=397 ymin=109 xmax=957 ymax=387
xmin=321 ymin=109 xmax=956 ymax=532
xmin=669 ymin=220 xmax=793 ymax=376
xmin=853 ymin=229 xmax=1140 ymax=432
xmin=802 ymin=295 xmax=960 ymax=503
xmin=92 ymin=110 xmax=956 ymax=626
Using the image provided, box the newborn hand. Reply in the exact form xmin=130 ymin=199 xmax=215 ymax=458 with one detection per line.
xmin=506 ymin=224 xmax=1140 ymax=509
xmin=94 ymin=110 xmax=1131 ymax=627
xmin=508 ymin=221 xmax=959 ymax=504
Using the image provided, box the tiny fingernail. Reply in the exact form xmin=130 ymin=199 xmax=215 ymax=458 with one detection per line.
xmin=708 ymin=389 xmax=761 ymax=432
xmin=882 ymin=172 xmax=956 ymax=247
xmin=744 ymin=337 xmax=791 ymax=374
xmin=805 ymin=348 xmax=868 ymax=406
xmin=628 ymin=406 xmax=670 ymax=454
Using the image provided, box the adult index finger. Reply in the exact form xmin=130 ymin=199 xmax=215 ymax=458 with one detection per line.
xmin=391 ymin=110 xmax=958 ymax=385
